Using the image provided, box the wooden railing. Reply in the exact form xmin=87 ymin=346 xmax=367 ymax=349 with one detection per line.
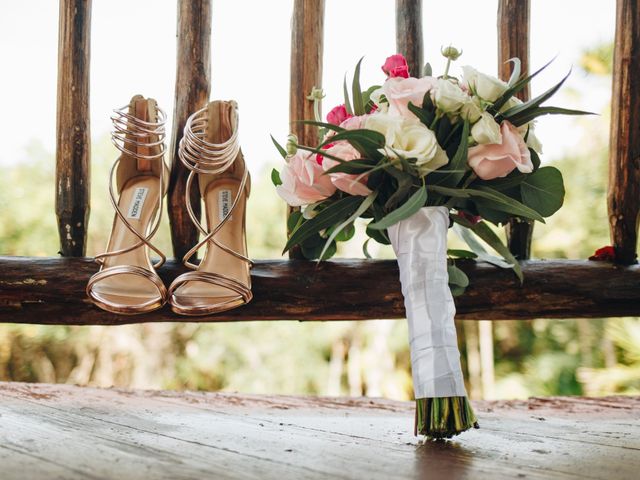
xmin=1 ymin=0 xmax=639 ymax=325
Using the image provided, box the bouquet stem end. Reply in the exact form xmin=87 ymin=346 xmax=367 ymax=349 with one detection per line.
xmin=414 ymin=396 xmax=479 ymax=440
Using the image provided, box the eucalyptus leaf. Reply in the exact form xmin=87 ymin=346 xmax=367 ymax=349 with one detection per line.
xmin=506 ymin=57 xmax=521 ymax=87
xmin=520 ymin=166 xmax=565 ymax=217
xmin=317 ymin=192 xmax=377 ymax=260
xmin=448 ymin=249 xmax=478 ymax=259
xmin=368 ymin=186 xmax=427 ymax=230
xmin=507 ymin=106 xmax=596 ymax=127
xmin=491 ymin=56 xmax=556 ymax=112
xmin=283 ymin=196 xmax=363 ymax=253
xmin=271 ymin=168 xmax=282 ymax=187
xmin=447 ymin=263 xmax=470 ymax=287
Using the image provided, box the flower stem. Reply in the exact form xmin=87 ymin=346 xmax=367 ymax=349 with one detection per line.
xmin=415 ymin=396 xmax=479 ymax=440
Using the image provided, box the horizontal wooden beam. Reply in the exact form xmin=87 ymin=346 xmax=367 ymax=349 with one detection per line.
xmin=0 ymin=257 xmax=638 ymax=325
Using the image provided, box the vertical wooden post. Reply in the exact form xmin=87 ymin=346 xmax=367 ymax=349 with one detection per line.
xmin=168 ymin=0 xmax=212 ymax=260
xmin=498 ymin=0 xmax=532 ymax=259
xmin=55 ymin=0 xmax=91 ymax=257
xmin=609 ymin=0 xmax=640 ymax=265
xmin=288 ymin=0 xmax=325 ymax=258
xmin=395 ymin=0 xmax=423 ymax=77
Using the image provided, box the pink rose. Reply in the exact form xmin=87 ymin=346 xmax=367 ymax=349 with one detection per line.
xmin=382 ymin=54 xmax=410 ymax=78
xmin=276 ymin=151 xmax=336 ymax=206
xmin=382 ymin=76 xmax=438 ymax=118
xmin=467 ymin=121 xmax=534 ymax=180
xmin=339 ymin=114 xmax=369 ymax=130
xmin=322 ymin=141 xmax=372 ymax=196
xmin=327 ymin=104 xmax=353 ymax=125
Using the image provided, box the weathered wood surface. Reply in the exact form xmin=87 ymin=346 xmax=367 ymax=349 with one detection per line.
xmin=609 ymin=0 xmax=640 ymax=265
xmin=497 ymin=0 xmax=534 ymax=259
xmin=395 ymin=0 xmax=423 ymax=77
xmin=1 ymin=382 xmax=638 ymax=480
xmin=167 ymin=0 xmax=212 ymax=260
xmin=0 ymin=256 xmax=639 ymax=325
xmin=55 ymin=0 xmax=92 ymax=257
xmin=288 ymin=0 xmax=325 ymax=259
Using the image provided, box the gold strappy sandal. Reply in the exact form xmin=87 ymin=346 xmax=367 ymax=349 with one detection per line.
xmin=168 ymin=100 xmax=252 ymax=316
xmin=87 ymin=95 xmax=169 ymax=314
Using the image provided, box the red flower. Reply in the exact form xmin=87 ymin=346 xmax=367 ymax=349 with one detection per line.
xmin=382 ymin=54 xmax=410 ymax=78
xmin=589 ymin=246 xmax=616 ymax=261
xmin=326 ymin=104 xmax=353 ymax=126
xmin=316 ymin=142 xmax=335 ymax=165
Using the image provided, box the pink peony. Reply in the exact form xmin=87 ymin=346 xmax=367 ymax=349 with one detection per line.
xmin=467 ymin=121 xmax=534 ymax=180
xmin=382 ymin=76 xmax=438 ymax=118
xmin=382 ymin=54 xmax=410 ymax=78
xmin=322 ymin=141 xmax=372 ymax=196
xmin=276 ymin=151 xmax=336 ymax=206
xmin=327 ymin=104 xmax=353 ymax=125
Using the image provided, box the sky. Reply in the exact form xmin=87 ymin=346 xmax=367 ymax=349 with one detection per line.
xmin=0 ymin=0 xmax=615 ymax=172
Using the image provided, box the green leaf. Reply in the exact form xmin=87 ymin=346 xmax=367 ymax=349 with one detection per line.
xmin=469 ymin=186 xmax=545 ymax=222
xmin=352 ymin=57 xmax=365 ymax=115
xmin=283 ymin=196 xmax=363 ymax=253
xmin=384 ymin=167 xmax=414 ymax=210
xmin=447 ymin=249 xmax=478 ymax=259
xmin=530 ymin=148 xmax=541 ymax=170
xmin=287 ymin=210 xmax=303 ymax=233
xmin=447 ymin=263 xmax=470 ymax=287
xmin=450 ymin=285 xmax=467 ymax=297
xmin=343 ymin=76 xmax=353 ymax=115
xmin=317 ymin=192 xmax=377 ymax=260
xmin=520 ymin=166 xmax=565 ymax=217
xmin=501 ymin=69 xmax=573 ymax=119
xmin=297 ymin=120 xmax=345 ymax=133
xmin=362 ymin=85 xmax=381 ymax=112
xmin=491 ymin=56 xmax=556 ymax=112
xmin=507 ymin=106 xmax=596 ymax=128
xmin=271 ymin=168 xmax=282 ymax=186
xmin=320 ymin=129 xmax=386 ymax=149
xmin=369 ymin=186 xmax=427 ymax=230
xmin=452 ymin=219 xmax=523 ymax=282
xmin=408 ymin=101 xmax=435 ymax=127
xmin=366 ymin=222 xmax=391 ymax=245
xmin=271 ymin=135 xmax=287 ymax=159
xmin=433 ymin=120 xmax=469 ymax=187
xmin=323 ymin=160 xmax=375 ymax=175
xmin=335 ymin=223 xmax=356 ymax=242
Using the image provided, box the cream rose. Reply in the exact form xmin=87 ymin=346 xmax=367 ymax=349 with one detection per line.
xmin=471 ymin=112 xmax=502 ymax=145
xmin=365 ymin=114 xmax=448 ymax=176
xmin=434 ymin=78 xmax=468 ymax=113
xmin=460 ymin=96 xmax=483 ymax=123
xmin=462 ymin=66 xmax=508 ymax=102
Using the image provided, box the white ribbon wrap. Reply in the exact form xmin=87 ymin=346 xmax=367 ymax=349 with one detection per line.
xmin=388 ymin=206 xmax=468 ymax=399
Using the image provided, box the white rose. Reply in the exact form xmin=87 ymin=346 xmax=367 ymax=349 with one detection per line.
xmin=471 ymin=112 xmax=502 ymax=144
xmin=365 ymin=113 xmax=402 ymax=146
xmin=462 ymin=65 xmax=508 ymax=102
xmin=460 ymin=96 xmax=483 ymax=123
xmin=434 ymin=79 xmax=467 ymax=113
xmin=388 ymin=120 xmax=448 ymax=177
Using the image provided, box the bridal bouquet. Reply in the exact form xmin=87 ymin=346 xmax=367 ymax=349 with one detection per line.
xmin=272 ymin=48 xmax=590 ymax=439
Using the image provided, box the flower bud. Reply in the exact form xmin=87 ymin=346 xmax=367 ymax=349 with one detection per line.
xmin=441 ymin=45 xmax=463 ymax=61
xmin=286 ymin=134 xmax=298 ymax=156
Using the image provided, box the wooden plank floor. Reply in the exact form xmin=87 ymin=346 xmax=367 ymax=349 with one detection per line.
xmin=0 ymin=382 xmax=638 ymax=480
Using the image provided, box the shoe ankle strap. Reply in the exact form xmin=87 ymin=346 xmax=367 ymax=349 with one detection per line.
xmin=178 ymin=105 xmax=241 ymax=175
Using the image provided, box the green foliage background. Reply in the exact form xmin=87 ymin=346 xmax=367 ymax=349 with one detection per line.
xmin=1 ymin=43 xmax=637 ymax=399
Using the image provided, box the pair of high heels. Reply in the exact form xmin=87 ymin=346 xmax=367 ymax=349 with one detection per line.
xmin=86 ymin=95 xmax=252 ymax=316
